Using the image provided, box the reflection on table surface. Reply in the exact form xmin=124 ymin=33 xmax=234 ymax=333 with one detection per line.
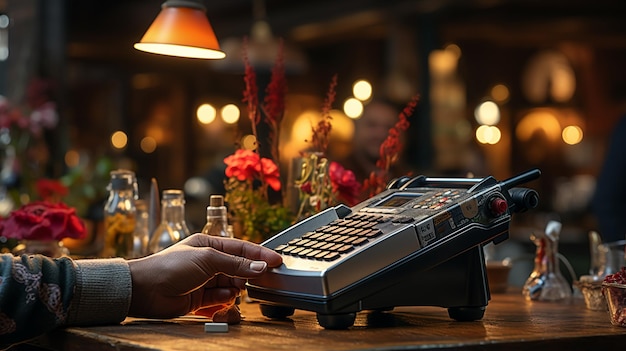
xmin=30 ymin=289 xmax=626 ymax=351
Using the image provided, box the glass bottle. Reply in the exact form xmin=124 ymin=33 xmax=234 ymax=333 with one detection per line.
xmin=195 ymin=194 xmax=238 ymax=318
xmin=131 ymin=199 xmax=150 ymax=258
xmin=522 ymin=221 xmax=572 ymax=301
xmin=148 ymin=189 xmax=190 ymax=254
xmin=201 ymin=195 xmax=232 ymax=238
xmin=102 ymin=169 xmax=137 ymax=258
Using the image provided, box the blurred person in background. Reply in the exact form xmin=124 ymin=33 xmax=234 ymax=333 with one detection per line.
xmin=591 ymin=114 xmax=626 ymax=243
xmin=337 ymin=98 xmax=411 ymax=186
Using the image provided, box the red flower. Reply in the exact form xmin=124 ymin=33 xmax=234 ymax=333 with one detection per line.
xmin=299 ymin=181 xmax=313 ymax=195
xmin=0 ymin=98 xmax=28 ymax=130
xmin=224 ymin=149 xmax=260 ymax=181
xmin=329 ymin=162 xmax=361 ymax=206
xmin=259 ymin=157 xmax=282 ymax=192
xmin=224 ymin=149 xmax=281 ymax=191
xmin=36 ymin=178 xmax=68 ymax=202
xmin=0 ymin=201 xmax=86 ymax=240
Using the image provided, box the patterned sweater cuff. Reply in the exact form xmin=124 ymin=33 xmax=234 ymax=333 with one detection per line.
xmin=66 ymin=258 xmax=131 ymax=326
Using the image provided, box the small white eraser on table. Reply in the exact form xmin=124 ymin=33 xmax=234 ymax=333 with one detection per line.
xmin=204 ymin=322 xmax=229 ymax=333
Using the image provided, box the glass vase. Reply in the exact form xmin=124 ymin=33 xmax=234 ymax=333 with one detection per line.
xmin=522 ymin=230 xmax=572 ymax=301
xmin=290 ymin=152 xmax=331 ymax=221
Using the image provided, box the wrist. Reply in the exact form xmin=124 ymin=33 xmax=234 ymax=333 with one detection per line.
xmin=68 ymin=258 xmax=131 ymax=325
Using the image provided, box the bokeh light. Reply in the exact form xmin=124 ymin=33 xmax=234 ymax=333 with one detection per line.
xmin=111 ymin=131 xmax=128 ymax=149
xmin=562 ymin=125 xmax=583 ymax=145
xmin=476 ymin=125 xmax=501 ymax=144
xmin=516 ymin=110 xmax=561 ymax=142
xmin=221 ymin=104 xmax=240 ymax=124
xmin=352 ymin=80 xmax=372 ymax=101
xmin=197 ymin=103 xmax=217 ymax=124
xmin=64 ymin=149 xmax=80 ymax=168
xmin=343 ymin=98 xmax=363 ymax=119
xmin=491 ymin=84 xmax=510 ymax=103
xmin=140 ymin=136 xmax=157 ymax=153
xmin=474 ymin=101 xmax=500 ymax=126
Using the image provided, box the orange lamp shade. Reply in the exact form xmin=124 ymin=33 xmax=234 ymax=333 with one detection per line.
xmin=134 ymin=6 xmax=226 ymax=59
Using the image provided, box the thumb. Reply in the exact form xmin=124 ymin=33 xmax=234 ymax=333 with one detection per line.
xmin=198 ymin=247 xmax=270 ymax=279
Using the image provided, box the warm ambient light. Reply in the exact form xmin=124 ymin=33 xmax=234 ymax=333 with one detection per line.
xmin=111 ymin=131 xmax=128 ymax=149
xmin=343 ymin=98 xmax=363 ymax=119
xmin=220 ymin=104 xmax=240 ymax=124
xmin=134 ymin=0 xmax=226 ymax=60
xmin=474 ymin=101 xmax=500 ymax=126
xmin=476 ymin=125 xmax=501 ymax=145
xmin=141 ymin=136 xmax=158 ymax=153
xmin=491 ymin=84 xmax=510 ymax=103
xmin=64 ymin=149 xmax=80 ymax=168
xmin=516 ymin=110 xmax=561 ymax=143
xmin=353 ymin=80 xmax=372 ymax=101
xmin=562 ymin=125 xmax=583 ymax=145
xmin=197 ymin=103 xmax=217 ymax=124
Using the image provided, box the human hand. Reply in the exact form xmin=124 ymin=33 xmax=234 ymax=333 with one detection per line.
xmin=127 ymin=234 xmax=282 ymax=319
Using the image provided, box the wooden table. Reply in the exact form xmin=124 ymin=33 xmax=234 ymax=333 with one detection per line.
xmin=31 ymin=290 xmax=626 ymax=351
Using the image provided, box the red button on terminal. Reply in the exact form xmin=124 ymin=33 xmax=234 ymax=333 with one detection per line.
xmin=490 ymin=197 xmax=508 ymax=217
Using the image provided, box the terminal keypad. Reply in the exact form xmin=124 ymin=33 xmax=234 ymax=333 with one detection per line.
xmin=274 ymin=213 xmax=391 ymax=261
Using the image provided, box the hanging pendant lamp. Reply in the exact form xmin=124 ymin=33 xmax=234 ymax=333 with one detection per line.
xmin=134 ymin=0 xmax=226 ymax=60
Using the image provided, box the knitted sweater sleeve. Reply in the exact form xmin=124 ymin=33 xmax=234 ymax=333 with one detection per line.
xmin=0 ymin=254 xmax=131 ymax=349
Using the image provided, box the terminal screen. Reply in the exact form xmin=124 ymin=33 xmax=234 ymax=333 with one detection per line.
xmin=375 ymin=193 xmax=421 ymax=208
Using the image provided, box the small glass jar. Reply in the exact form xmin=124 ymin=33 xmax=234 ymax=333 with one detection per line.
xmin=522 ymin=228 xmax=572 ymax=301
xmin=576 ymin=275 xmax=607 ymax=311
xmin=102 ymin=169 xmax=137 ymax=258
xmin=602 ymin=282 xmax=626 ymax=327
xmin=131 ymin=199 xmax=150 ymax=258
xmin=148 ymin=189 xmax=190 ymax=254
xmin=202 ymin=195 xmax=232 ymax=238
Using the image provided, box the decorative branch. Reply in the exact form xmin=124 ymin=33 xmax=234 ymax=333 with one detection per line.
xmin=262 ymin=39 xmax=287 ymax=164
xmin=310 ymin=74 xmax=337 ymax=154
xmin=364 ymin=94 xmax=420 ymax=197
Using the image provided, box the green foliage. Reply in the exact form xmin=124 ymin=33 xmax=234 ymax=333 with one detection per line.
xmin=224 ymin=177 xmax=293 ymax=243
xmin=60 ymin=156 xmax=114 ymax=219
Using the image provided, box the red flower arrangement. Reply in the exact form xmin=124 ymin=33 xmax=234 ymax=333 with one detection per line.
xmin=224 ymin=38 xmax=416 ymax=242
xmin=0 ymin=178 xmax=86 ymax=243
xmin=224 ymin=41 xmax=363 ymax=242
xmin=223 ymin=39 xmax=293 ymax=243
xmin=0 ymin=201 xmax=86 ymax=241
xmin=293 ymin=74 xmax=362 ymax=219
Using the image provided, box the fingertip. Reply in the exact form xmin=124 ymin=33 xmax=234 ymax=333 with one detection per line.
xmin=259 ymin=247 xmax=283 ymax=267
xmin=268 ymin=254 xmax=283 ymax=268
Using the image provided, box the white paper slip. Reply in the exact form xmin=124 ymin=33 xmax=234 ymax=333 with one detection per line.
xmin=204 ymin=322 xmax=229 ymax=333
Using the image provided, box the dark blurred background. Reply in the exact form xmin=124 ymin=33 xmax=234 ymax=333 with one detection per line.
xmin=2 ymin=0 xmax=626 ymax=282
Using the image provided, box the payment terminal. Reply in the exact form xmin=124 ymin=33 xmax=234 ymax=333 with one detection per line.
xmin=246 ymin=169 xmax=541 ymax=329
